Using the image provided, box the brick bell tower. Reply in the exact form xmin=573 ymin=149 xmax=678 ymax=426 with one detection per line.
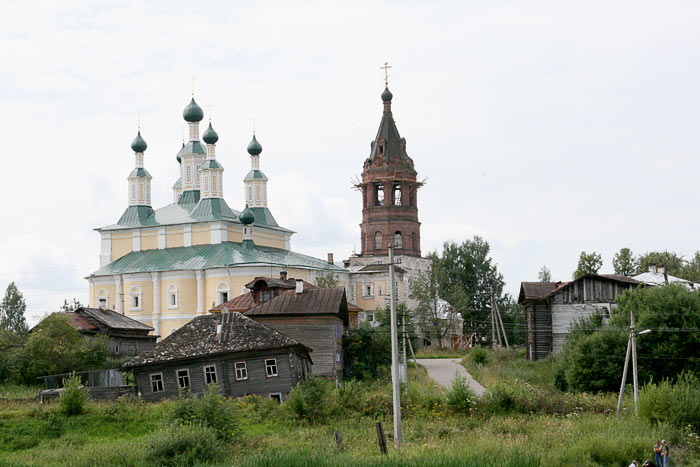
xmin=357 ymin=82 xmax=423 ymax=258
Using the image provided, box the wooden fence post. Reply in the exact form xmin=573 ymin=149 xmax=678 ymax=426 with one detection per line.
xmin=375 ymin=421 xmax=388 ymax=455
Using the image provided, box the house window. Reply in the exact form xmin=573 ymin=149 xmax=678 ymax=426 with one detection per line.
xmin=217 ymin=283 xmax=230 ymax=304
xmin=394 ymin=231 xmax=402 ymax=249
xmin=204 ymin=365 xmax=217 ymax=384
xmin=177 ymin=369 xmax=190 ymax=389
xmin=168 ymin=285 xmax=178 ymax=309
xmin=129 ymin=286 xmax=142 ymax=311
xmin=366 ymin=313 xmax=374 ymax=322
xmin=234 ymin=362 xmax=248 ymax=381
xmin=265 ymin=359 xmax=278 ymax=377
xmin=374 ymin=232 xmax=383 ymax=250
xmin=269 ymin=393 xmax=282 ymax=403
xmin=114 ymin=344 xmax=120 ymax=355
xmin=335 ymin=350 xmax=342 ymax=363
xmin=150 ymin=373 xmax=164 ymax=392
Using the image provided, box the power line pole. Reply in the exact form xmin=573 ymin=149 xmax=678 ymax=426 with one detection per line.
xmin=388 ymin=244 xmax=402 ymax=447
xmin=494 ymin=297 xmax=509 ymax=349
xmin=401 ymin=304 xmax=408 ymax=384
xmin=616 ymin=308 xmax=638 ymax=417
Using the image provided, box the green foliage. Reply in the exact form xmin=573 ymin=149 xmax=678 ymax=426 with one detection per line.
xmin=572 ymin=251 xmax=603 ymax=278
xmin=613 ymin=247 xmax=637 ymax=276
xmin=561 ymin=329 xmax=627 ymax=393
xmin=637 ymin=250 xmax=685 ymax=276
xmin=538 ymin=265 xmax=552 ymax=281
xmin=145 ymin=424 xmax=222 ymax=466
xmin=0 ymin=411 xmax=63 ymax=451
xmin=343 ymin=322 xmax=391 ymax=379
xmin=0 ymin=282 xmax=28 ymax=335
xmin=446 ymin=375 xmax=476 ymax=414
xmin=313 ymin=271 xmax=340 ymax=288
xmin=167 ymin=384 xmax=239 ymax=441
xmin=0 ymin=330 xmax=29 ymax=384
xmin=287 ymin=375 xmax=333 ymax=423
xmin=59 ymin=298 xmax=84 ymax=312
xmin=410 ymin=254 xmax=458 ymax=348
xmin=59 ymin=373 xmax=87 ymax=416
xmin=639 ymin=372 xmax=700 ymax=431
xmin=499 ymin=302 xmax=526 ymax=346
xmin=470 ymin=346 xmax=489 ymax=364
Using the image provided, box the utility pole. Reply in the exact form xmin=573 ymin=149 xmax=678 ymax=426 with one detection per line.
xmin=616 ymin=308 xmax=642 ymax=417
xmin=401 ymin=304 xmax=408 ymax=384
xmin=494 ymin=297 xmax=509 ymax=349
xmin=388 ymin=243 xmax=402 ymax=447
xmin=490 ymin=286 xmax=498 ymax=350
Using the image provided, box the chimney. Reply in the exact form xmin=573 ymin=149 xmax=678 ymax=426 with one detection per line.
xmin=327 ymin=253 xmax=334 ymax=264
xmin=649 ymin=264 xmax=658 ymax=273
xmin=280 ymin=271 xmax=288 ymax=280
xmin=295 ymin=279 xmax=304 ymax=294
xmin=658 ymin=265 xmax=666 ymax=275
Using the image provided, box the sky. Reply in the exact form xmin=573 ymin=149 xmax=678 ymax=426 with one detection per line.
xmin=2 ymin=0 xmax=700 ymax=325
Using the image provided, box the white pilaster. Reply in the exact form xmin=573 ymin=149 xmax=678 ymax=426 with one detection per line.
xmin=195 ymin=270 xmax=204 ymax=314
xmin=151 ymin=272 xmax=161 ymax=336
xmin=114 ymin=275 xmax=123 ymax=314
xmin=211 ymin=222 xmax=224 ymax=244
xmin=158 ymin=227 xmax=166 ymax=249
xmin=132 ymin=230 xmax=141 ymax=251
xmin=100 ymin=231 xmax=112 ymax=267
xmin=184 ymin=225 xmax=192 ymax=247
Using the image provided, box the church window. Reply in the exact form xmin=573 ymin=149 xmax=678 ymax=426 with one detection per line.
xmin=363 ymin=282 xmax=374 ymax=297
xmin=212 ymin=175 xmax=217 ymax=192
xmin=262 ymin=187 xmax=266 ymax=202
xmin=394 ymin=231 xmax=403 ymax=249
xmin=256 ymin=186 xmax=260 ymax=201
xmin=130 ymin=184 xmax=136 ymax=200
xmin=186 ymin=165 xmax=192 ymax=182
xmin=146 ymin=184 xmax=151 ymax=202
xmin=195 ymin=164 xmax=201 ymax=182
xmin=168 ymin=285 xmax=178 ymax=309
xmin=374 ymin=231 xmax=383 ymax=250
xmin=97 ymin=289 xmax=108 ymax=309
xmin=139 ymin=184 xmax=144 ymax=200
xmin=217 ymin=282 xmax=230 ymax=305
xmin=379 ymin=144 xmax=384 ymax=155
xmin=129 ymin=286 xmax=142 ymax=311
xmin=375 ymin=184 xmax=384 ymax=206
xmin=248 ymin=186 xmax=253 ymax=202
xmin=393 ymin=183 xmax=402 ymax=205
xmin=204 ymin=175 xmax=209 ymax=192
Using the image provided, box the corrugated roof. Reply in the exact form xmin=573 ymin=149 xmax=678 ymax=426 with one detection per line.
xmin=90 ymin=242 xmax=347 ymax=277
xmin=250 ymin=207 xmax=279 ymax=228
xmin=211 ymin=292 xmax=256 ymax=312
xmin=246 ymin=287 xmax=348 ymax=323
xmin=124 ymin=312 xmax=306 ymax=368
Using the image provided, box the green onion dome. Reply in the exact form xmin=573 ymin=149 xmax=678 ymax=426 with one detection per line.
xmin=183 ymin=97 xmax=204 ymax=122
xmin=381 ymin=87 xmax=393 ymax=103
xmin=131 ymin=131 xmax=147 ymax=153
xmin=176 ymin=142 xmax=184 ymax=164
xmin=202 ymin=122 xmax=219 ymax=144
xmin=247 ymin=134 xmax=262 ymax=155
xmin=239 ymin=204 xmax=255 ymax=225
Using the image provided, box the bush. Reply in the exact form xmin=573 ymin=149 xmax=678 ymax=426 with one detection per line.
xmin=287 ymin=375 xmax=333 ymax=423
xmin=446 ymin=375 xmax=476 ymax=414
xmin=471 ymin=347 xmax=489 ymax=365
xmin=639 ymin=372 xmax=700 ymax=431
xmin=59 ymin=373 xmax=86 ymax=416
xmin=146 ymin=424 xmax=222 ymax=466
xmin=168 ymin=384 xmax=239 ymax=441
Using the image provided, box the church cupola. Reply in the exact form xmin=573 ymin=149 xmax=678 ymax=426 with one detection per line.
xmin=128 ymin=130 xmax=152 ymax=207
xmin=356 ymin=75 xmax=424 ymax=257
xmin=243 ymin=134 xmax=268 ymax=208
xmin=200 ymin=121 xmax=224 ymax=199
xmin=179 ymin=96 xmax=207 ymax=197
xmin=240 ymin=204 xmax=255 ymax=249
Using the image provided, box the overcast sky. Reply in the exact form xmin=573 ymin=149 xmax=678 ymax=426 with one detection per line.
xmin=2 ymin=0 xmax=700 ymax=324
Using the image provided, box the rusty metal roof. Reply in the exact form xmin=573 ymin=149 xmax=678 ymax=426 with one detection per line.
xmin=244 ymin=277 xmax=316 ymax=290
xmin=519 ymin=274 xmax=642 ymax=304
xmin=77 ymin=307 xmax=154 ymax=332
xmin=246 ymin=287 xmax=349 ymax=323
xmin=210 ymin=292 xmax=256 ymax=312
xmin=356 ymin=264 xmax=407 ymax=274
xmin=124 ymin=312 xmax=308 ymax=368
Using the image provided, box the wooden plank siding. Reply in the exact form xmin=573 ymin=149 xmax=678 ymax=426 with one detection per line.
xmin=134 ymin=348 xmax=309 ymax=402
xmin=525 ymin=303 xmax=552 ymax=361
xmin=252 ymin=315 xmax=344 ymax=380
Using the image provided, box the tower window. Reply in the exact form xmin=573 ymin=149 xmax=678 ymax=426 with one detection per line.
xmin=256 ymin=186 xmax=261 ymax=201
xmin=394 ymin=231 xmax=402 ymax=249
xmin=186 ymin=165 xmax=192 ymax=182
xmin=412 ymin=232 xmax=417 ymax=250
xmin=195 ymin=164 xmax=201 ymax=182
xmin=204 ymin=175 xmax=209 ymax=192
xmin=375 ymin=183 xmax=384 ymax=206
xmin=393 ymin=183 xmax=402 ymax=206
xmin=248 ymin=186 xmax=253 ymax=202
xmin=212 ymin=175 xmax=217 ymax=192
xmin=131 ymin=184 xmax=136 ymax=200
xmin=139 ymin=184 xmax=144 ymax=200
xmin=374 ymin=231 xmax=383 ymax=250
xmin=146 ymin=184 xmax=151 ymax=202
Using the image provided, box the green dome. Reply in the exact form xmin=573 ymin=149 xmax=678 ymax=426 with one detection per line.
xmin=239 ymin=204 xmax=255 ymax=225
xmin=183 ymin=97 xmax=204 ymax=122
xmin=381 ymin=87 xmax=393 ymax=103
xmin=176 ymin=142 xmax=184 ymax=163
xmin=247 ymin=134 xmax=262 ymax=155
xmin=202 ymin=122 xmax=219 ymax=144
xmin=131 ymin=131 xmax=147 ymax=153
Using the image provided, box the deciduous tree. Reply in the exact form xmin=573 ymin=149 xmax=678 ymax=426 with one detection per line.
xmin=313 ymin=271 xmax=340 ymax=288
xmin=612 ymin=248 xmax=636 ymax=276
xmin=538 ymin=265 xmax=552 ymax=282
xmin=572 ymin=251 xmax=603 ymax=279
xmin=0 ymin=282 xmax=28 ymax=335
xmin=410 ymin=255 xmax=458 ymax=348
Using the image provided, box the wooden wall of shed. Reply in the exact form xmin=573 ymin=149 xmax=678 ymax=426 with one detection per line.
xmin=252 ymin=315 xmax=343 ymax=379
xmin=133 ymin=348 xmax=308 ymax=402
xmin=525 ymin=302 xmax=551 ymax=361
xmin=551 ymin=277 xmax=635 ymax=304
xmin=109 ymin=335 xmax=156 ymax=358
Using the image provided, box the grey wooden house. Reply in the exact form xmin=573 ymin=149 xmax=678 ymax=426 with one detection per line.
xmin=519 ymin=274 xmax=640 ymax=360
xmin=123 ymin=312 xmax=311 ymax=402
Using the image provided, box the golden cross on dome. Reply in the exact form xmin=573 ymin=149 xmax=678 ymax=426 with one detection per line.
xmin=380 ymin=62 xmax=392 ymax=86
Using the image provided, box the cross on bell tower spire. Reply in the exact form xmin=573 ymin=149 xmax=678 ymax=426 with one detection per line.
xmin=380 ymin=62 xmax=392 ymax=87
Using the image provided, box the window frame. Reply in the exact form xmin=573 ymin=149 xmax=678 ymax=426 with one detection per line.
xmin=234 ymin=361 xmax=248 ymax=381
xmin=203 ymin=364 xmax=218 ymax=385
xmin=129 ymin=286 xmax=142 ymax=311
xmin=265 ymin=358 xmax=279 ymax=378
xmin=217 ymin=282 xmax=230 ymax=305
xmin=167 ymin=284 xmax=178 ymax=309
xmin=97 ymin=289 xmax=108 ymax=309
xmin=176 ymin=368 xmax=191 ymax=389
xmin=269 ymin=392 xmax=282 ymax=403
xmin=150 ymin=373 xmax=164 ymax=393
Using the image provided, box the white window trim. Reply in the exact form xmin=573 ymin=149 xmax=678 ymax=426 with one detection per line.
xmin=203 ymin=364 xmax=218 ymax=384
xmin=167 ymin=285 xmax=178 ymax=310
xmin=176 ymin=368 xmax=190 ymax=389
xmin=217 ymin=282 xmax=230 ymax=304
xmin=265 ymin=358 xmax=278 ymax=378
xmin=150 ymin=372 xmax=164 ymax=393
xmin=97 ymin=289 xmax=109 ymax=309
xmin=363 ymin=282 xmax=374 ymax=298
xmin=234 ymin=361 xmax=248 ymax=381
xmin=129 ymin=286 xmax=143 ymax=311
xmin=269 ymin=392 xmax=282 ymax=403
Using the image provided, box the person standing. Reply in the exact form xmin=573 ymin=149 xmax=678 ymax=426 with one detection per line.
xmin=662 ymin=439 xmax=670 ymax=466
xmin=654 ymin=439 xmax=663 ymax=467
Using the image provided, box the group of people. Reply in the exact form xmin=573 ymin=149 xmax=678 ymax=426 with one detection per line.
xmin=629 ymin=439 xmax=670 ymax=467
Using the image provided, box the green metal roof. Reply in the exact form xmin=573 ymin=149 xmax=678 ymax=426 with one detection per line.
xmin=244 ymin=169 xmax=268 ymax=181
xmin=172 ymin=177 xmax=182 ymax=189
xmin=368 ymin=87 xmax=412 ymax=167
xmin=181 ymin=141 xmax=206 ymax=156
xmin=177 ymin=190 xmax=200 ymax=209
xmin=189 ymin=198 xmax=237 ymax=221
xmin=201 ymin=159 xmax=223 ymax=170
xmin=128 ymin=168 xmax=152 ymax=178
xmin=250 ymin=207 xmax=278 ymax=228
xmin=90 ymin=241 xmax=345 ymax=277
xmin=117 ymin=205 xmax=156 ymax=227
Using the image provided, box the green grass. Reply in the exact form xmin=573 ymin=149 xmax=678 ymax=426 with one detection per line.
xmin=414 ymin=347 xmax=469 ymax=359
xmin=0 ymin=384 xmax=41 ymax=400
xmin=461 ymin=347 xmax=557 ymax=389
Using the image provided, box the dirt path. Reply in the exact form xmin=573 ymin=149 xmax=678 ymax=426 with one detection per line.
xmin=416 ymin=358 xmax=486 ymax=396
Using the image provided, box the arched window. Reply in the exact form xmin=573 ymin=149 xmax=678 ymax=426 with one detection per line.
xmin=394 ymin=231 xmax=403 ymax=249
xmin=129 ymin=286 xmax=142 ymax=311
xmin=374 ymin=231 xmax=383 ymax=250
xmin=412 ymin=232 xmax=417 ymax=251
xmin=168 ymin=285 xmax=178 ymax=309
xmin=97 ymin=289 xmax=108 ymax=309
xmin=217 ymin=282 xmax=230 ymax=304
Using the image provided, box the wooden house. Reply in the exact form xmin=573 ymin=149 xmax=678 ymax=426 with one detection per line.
xmin=123 ymin=312 xmax=311 ymax=402
xmin=519 ymin=274 xmax=641 ymax=360
xmin=50 ymin=307 xmax=156 ymax=357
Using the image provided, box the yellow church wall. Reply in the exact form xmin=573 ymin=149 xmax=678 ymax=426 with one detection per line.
xmin=89 ymin=283 xmax=117 ymax=309
xmin=141 ymin=229 xmax=158 ymax=250
xmin=287 ymin=268 xmax=310 ymax=281
xmin=166 ymin=228 xmax=184 ymax=248
xmin=227 ymin=227 xmax=243 ymax=243
xmin=123 ymin=280 xmax=154 ymax=314
xmin=252 ymin=232 xmax=285 ymax=249
xmin=158 ymin=319 xmax=193 ymax=338
xmin=160 ymin=278 xmax=197 ymax=314
xmin=204 ymin=276 xmax=253 ymax=310
xmin=192 ymin=228 xmax=210 ymax=246
xmin=111 ymin=235 xmax=132 ymax=261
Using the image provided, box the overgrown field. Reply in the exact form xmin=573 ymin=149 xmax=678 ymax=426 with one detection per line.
xmin=1 ymin=356 xmax=698 ymax=466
